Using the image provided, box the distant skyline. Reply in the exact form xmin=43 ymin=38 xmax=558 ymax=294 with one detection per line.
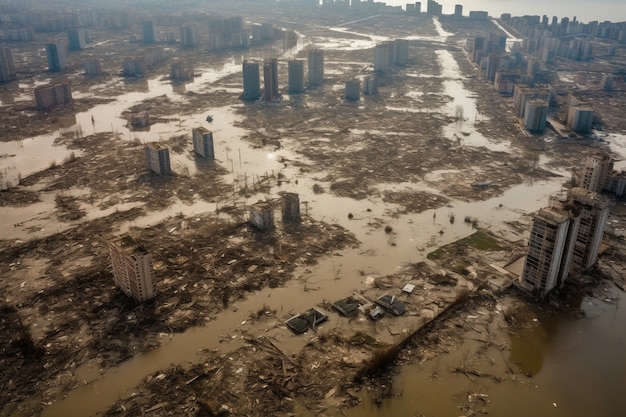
xmin=381 ymin=0 xmax=626 ymax=23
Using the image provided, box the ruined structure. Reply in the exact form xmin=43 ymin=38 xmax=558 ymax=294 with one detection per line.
xmin=144 ymin=144 xmax=171 ymax=176
xmin=281 ymin=193 xmax=300 ymax=223
xmin=521 ymin=207 xmax=574 ymax=297
xmin=170 ymin=61 xmax=193 ymax=80
xmin=567 ymin=188 xmax=610 ymax=271
xmin=130 ymin=113 xmax=150 ymax=129
xmin=123 ymin=57 xmax=147 ymax=77
xmin=109 ymin=236 xmax=156 ymax=302
xmin=520 ymin=188 xmax=610 ymax=298
xmin=249 ymin=201 xmax=274 ymax=231
xmin=83 ymin=59 xmax=102 ymax=76
xmin=34 ymin=83 xmax=72 ymax=109
xmin=580 ymin=153 xmax=613 ymax=193
xmin=192 ymin=127 xmax=214 ymax=159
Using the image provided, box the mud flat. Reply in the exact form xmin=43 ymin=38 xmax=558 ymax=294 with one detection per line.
xmin=1 ymin=1 xmax=626 ymax=417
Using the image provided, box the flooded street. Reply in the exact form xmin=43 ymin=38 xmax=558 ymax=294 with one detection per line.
xmin=2 ymin=4 xmax=625 ymax=417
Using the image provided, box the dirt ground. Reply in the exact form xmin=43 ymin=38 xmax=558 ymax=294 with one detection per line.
xmin=1 ymin=1 xmax=626 ymax=417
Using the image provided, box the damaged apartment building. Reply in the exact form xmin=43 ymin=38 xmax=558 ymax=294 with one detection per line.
xmin=109 ymin=235 xmax=156 ymax=302
xmin=519 ymin=152 xmax=623 ymax=298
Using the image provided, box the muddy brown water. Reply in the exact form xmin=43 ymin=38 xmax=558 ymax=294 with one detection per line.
xmin=343 ymin=287 xmax=626 ymax=417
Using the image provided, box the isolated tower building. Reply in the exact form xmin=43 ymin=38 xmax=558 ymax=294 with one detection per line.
xmin=109 ymin=235 xmax=156 ymax=302
xmin=242 ymin=60 xmax=261 ymax=101
xmin=46 ymin=42 xmax=68 ymax=72
xmin=288 ymin=59 xmax=305 ymax=94
xmin=0 ymin=47 xmax=16 ymax=82
xmin=142 ymin=20 xmax=157 ymax=44
xmin=282 ymin=193 xmax=301 ymax=223
xmin=144 ymin=144 xmax=171 ymax=176
xmin=192 ymin=127 xmax=215 ymax=159
xmin=263 ymin=59 xmax=279 ymax=101
xmin=307 ymin=49 xmax=324 ymax=86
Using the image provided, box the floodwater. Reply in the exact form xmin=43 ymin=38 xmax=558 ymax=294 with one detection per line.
xmin=343 ymin=286 xmax=626 ymax=417
xmin=3 ymin=14 xmax=622 ymax=417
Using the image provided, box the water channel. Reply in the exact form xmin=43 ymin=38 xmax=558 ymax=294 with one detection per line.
xmin=2 ymin=14 xmax=623 ymax=417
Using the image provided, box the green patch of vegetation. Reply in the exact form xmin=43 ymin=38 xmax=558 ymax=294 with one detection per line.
xmin=461 ymin=230 xmax=503 ymax=251
xmin=428 ymin=230 xmax=502 ymax=261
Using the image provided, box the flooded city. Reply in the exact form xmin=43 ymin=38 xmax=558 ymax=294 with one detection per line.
xmin=1 ymin=1 xmax=625 ymax=417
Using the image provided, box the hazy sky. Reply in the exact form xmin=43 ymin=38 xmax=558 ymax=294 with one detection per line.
xmin=382 ymin=0 xmax=626 ymax=23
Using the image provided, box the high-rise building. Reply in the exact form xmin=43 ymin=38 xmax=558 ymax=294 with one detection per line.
xmin=282 ymin=193 xmax=300 ymax=223
xmin=485 ymin=52 xmax=500 ymax=82
xmin=67 ymin=28 xmax=86 ymax=50
xmin=249 ymin=201 xmax=274 ymax=231
xmin=344 ymin=79 xmax=360 ymax=101
xmin=84 ymin=59 xmax=102 ymax=76
xmin=363 ymin=76 xmax=378 ymax=95
xmin=0 ymin=47 xmax=16 ymax=82
xmin=580 ymin=153 xmax=613 ymax=193
xmin=242 ymin=60 xmax=260 ymax=101
xmin=263 ymin=59 xmax=279 ymax=102
xmin=46 ymin=42 xmax=68 ymax=72
xmin=179 ymin=24 xmax=198 ymax=47
xmin=521 ymin=207 xmax=573 ymax=298
xmin=307 ymin=49 xmax=324 ymax=86
xmin=394 ymin=39 xmax=409 ymax=66
xmin=144 ymin=144 xmax=171 ymax=176
xmin=287 ymin=59 xmax=304 ymax=94
xmin=374 ymin=43 xmax=391 ymax=73
xmin=34 ymin=83 xmax=73 ymax=109
xmin=567 ymin=106 xmax=594 ymax=133
xmin=568 ymin=188 xmax=610 ymax=271
xmin=123 ymin=57 xmax=147 ymax=78
xmin=192 ymin=127 xmax=214 ymax=159
xmin=520 ymin=187 xmax=610 ymax=298
xmin=427 ymin=0 xmax=442 ymax=15
xmin=454 ymin=4 xmax=463 ymax=17
xmin=109 ymin=235 xmax=156 ymax=302
xmin=524 ymin=99 xmax=549 ymax=133
xmin=142 ymin=20 xmax=157 ymax=44
xmin=170 ymin=61 xmax=193 ymax=80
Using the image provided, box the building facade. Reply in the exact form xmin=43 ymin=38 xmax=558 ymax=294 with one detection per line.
xmin=521 ymin=207 xmax=573 ymax=298
xmin=0 ymin=47 xmax=16 ymax=82
xmin=109 ymin=236 xmax=156 ymax=302
xmin=192 ymin=127 xmax=214 ymax=159
xmin=46 ymin=42 xmax=68 ymax=72
xmin=524 ymin=99 xmax=549 ymax=133
xmin=34 ymin=83 xmax=73 ymax=109
xmin=242 ymin=60 xmax=260 ymax=101
xmin=307 ymin=49 xmax=324 ymax=86
xmin=263 ymin=59 xmax=279 ymax=102
xmin=144 ymin=144 xmax=171 ymax=176
xmin=287 ymin=59 xmax=304 ymax=94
